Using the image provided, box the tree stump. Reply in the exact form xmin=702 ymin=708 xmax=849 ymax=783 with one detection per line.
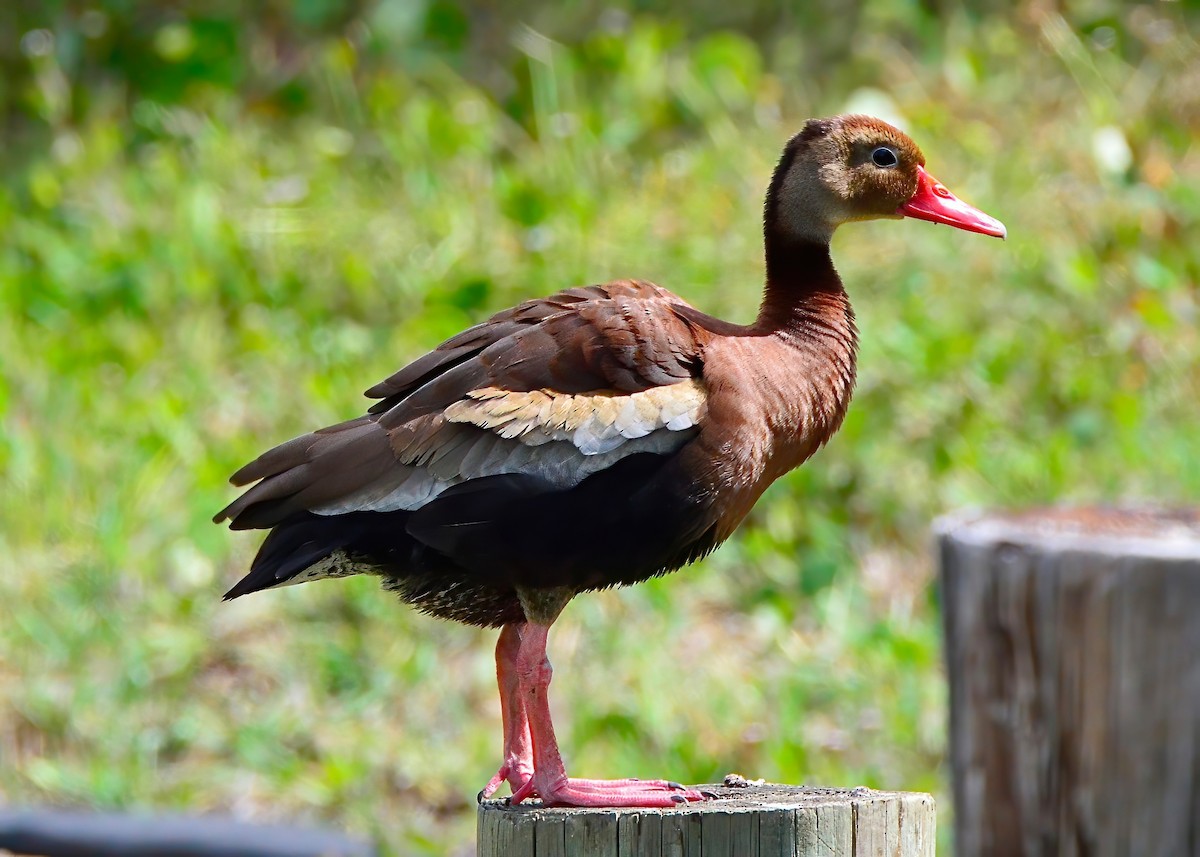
xmin=477 ymin=781 xmax=935 ymax=856
xmin=938 ymin=508 xmax=1200 ymax=857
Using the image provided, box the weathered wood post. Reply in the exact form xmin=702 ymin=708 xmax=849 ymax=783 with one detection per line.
xmin=478 ymin=781 xmax=935 ymax=856
xmin=938 ymin=508 xmax=1200 ymax=857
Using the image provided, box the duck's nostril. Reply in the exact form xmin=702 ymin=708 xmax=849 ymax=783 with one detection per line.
xmin=899 ymin=165 xmax=1006 ymax=237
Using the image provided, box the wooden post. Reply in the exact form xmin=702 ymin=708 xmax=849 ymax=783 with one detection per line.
xmin=938 ymin=508 xmax=1200 ymax=857
xmin=477 ymin=781 xmax=935 ymax=856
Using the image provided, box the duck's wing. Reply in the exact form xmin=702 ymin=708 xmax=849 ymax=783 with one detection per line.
xmin=215 ymin=280 xmax=715 ymax=595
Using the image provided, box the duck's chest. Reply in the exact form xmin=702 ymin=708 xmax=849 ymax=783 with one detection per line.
xmin=684 ymin=332 xmax=857 ymax=531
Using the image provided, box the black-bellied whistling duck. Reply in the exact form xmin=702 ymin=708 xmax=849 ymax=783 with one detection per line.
xmin=216 ymin=115 xmax=1004 ymax=808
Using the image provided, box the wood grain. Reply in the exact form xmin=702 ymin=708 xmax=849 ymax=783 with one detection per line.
xmin=477 ymin=783 xmax=935 ymax=856
xmin=939 ymin=508 xmax=1200 ymax=857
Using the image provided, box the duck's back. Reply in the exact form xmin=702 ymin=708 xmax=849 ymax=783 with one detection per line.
xmin=215 ymin=279 xmax=735 ymax=626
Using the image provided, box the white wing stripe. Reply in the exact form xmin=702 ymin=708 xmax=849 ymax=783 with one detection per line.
xmin=310 ymin=428 xmax=694 ymax=517
xmin=311 ymin=380 xmax=705 ymax=517
xmin=444 ymin=379 xmax=706 ymax=454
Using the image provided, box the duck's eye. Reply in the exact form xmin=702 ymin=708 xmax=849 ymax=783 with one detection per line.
xmin=871 ymin=146 xmax=899 ymax=168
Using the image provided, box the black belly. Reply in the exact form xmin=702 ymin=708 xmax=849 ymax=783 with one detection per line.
xmin=227 ymin=453 xmax=722 ymax=628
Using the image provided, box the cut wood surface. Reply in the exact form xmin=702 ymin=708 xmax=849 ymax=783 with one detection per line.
xmin=477 ymin=781 xmax=935 ymax=856
xmin=939 ymin=507 xmax=1200 ymax=857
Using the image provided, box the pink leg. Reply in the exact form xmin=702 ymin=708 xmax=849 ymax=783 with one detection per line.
xmin=480 ymin=623 xmax=535 ymax=799
xmin=506 ymin=621 xmax=708 ymax=808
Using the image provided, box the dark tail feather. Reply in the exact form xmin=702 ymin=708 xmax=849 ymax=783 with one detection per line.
xmin=223 ymin=513 xmax=370 ymax=600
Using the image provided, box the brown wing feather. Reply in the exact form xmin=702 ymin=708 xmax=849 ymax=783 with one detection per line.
xmin=216 ymin=280 xmax=712 ymax=531
xmin=363 ymin=284 xmax=622 ymax=410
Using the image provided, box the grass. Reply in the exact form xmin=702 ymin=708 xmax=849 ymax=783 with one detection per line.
xmin=2 ymin=4 xmax=1198 ymax=853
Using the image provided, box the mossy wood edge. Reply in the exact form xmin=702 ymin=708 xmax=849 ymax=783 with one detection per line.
xmin=477 ymin=783 xmax=935 ymax=856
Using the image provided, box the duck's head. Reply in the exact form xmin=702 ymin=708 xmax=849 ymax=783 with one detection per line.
xmin=767 ymin=114 xmax=1006 ymax=245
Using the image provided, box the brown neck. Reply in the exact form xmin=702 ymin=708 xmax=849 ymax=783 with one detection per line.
xmin=691 ymin=233 xmax=859 ymax=543
xmin=756 ymin=234 xmax=852 ymax=336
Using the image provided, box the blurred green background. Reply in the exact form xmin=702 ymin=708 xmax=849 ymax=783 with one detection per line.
xmin=1 ymin=1 xmax=1197 ymax=854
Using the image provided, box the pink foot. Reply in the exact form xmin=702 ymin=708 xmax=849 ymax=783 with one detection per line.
xmin=480 ymin=756 xmax=534 ymax=800
xmin=511 ymin=775 xmax=710 ymax=808
xmin=491 ymin=619 xmax=713 ymax=809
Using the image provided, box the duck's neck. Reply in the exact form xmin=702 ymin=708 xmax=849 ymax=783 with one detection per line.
xmin=693 ymin=234 xmax=859 ymax=543
xmin=755 ymin=235 xmax=855 ymax=344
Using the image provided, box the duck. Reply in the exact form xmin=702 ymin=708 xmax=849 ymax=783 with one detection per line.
xmin=215 ymin=114 xmax=1005 ymax=808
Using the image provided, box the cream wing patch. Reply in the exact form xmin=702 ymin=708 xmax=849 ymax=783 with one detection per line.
xmin=310 ymin=424 xmax=695 ymax=516
xmin=310 ymin=380 xmax=706 ymax=517
xmin=443 ymin=378 xmax=707 ymax=455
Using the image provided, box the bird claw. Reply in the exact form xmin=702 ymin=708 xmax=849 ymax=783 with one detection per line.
xmin=525 ymin=777 xmax=711 ymax=808
xmin=482 ymin=758 xmax=534 ymax=802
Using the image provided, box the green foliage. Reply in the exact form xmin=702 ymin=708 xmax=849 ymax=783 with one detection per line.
xmin=2 ymin=1 xmax=1198 ymax=853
